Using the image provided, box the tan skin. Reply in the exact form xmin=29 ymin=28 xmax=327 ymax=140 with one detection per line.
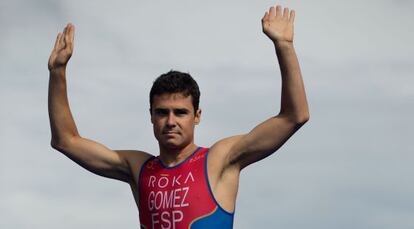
xmin=48 ymin=5 xmax=309 ymax=213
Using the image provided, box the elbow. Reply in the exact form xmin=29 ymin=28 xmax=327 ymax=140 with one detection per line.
xmin=50 ymin=135 xmax=77 ymax=151
xmin=281 ymin=111 xmax=310 ymax=126
xmin=51 ymin=139 xmax=65 ymax=151
xmin=279 ymin=106 xmax=310 ymax=125
xmin=50 ymin=137 xmax=59 ymax=149
xmin=296 ymin=112 xmax=310 ymax=125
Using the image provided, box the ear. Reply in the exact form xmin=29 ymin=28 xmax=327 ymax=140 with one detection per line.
xmin=194 ymin=109 xmax=202 ymax=125
xmin=149 ymin=108 xmax=154 ymax=124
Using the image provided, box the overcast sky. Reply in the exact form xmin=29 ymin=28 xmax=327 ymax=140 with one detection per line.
xmin=1 ymin=0 xmax=413 ymax=228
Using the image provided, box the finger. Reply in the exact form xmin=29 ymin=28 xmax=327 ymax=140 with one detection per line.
xmin=275 ymin=5 xmax=282 ymax=18
xmin=53 ymin=32 xmax=62 ymax=50
xmin=262 ymin=11 xmax=269 ymax=22
xmin=283 ymin=7 xmax=289 ymax=20
xmin=268 ymin=6 xmax=276 ymax=19
xmin=289 ymin=10 xmax=296 ymax=23
xmin=63 ymin=24 xmax=68 ymax=37
xmin=67 ymin=23 xmax=75 ymax=51
xmin=70 ymin=24 xmax=75 ymax=43
xmin=56 ymin=31 xmax=65 ymax=51
xmin=64 ymin=24 xmax=72 ymax=49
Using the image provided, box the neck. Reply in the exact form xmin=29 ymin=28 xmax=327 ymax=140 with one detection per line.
xmin=159 ymin=143 xmax=198 ymax=167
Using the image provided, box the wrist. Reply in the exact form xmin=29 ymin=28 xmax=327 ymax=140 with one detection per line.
xmin=49 ymin=65 xmax=67 ymax=75
xmin=273 ymin=40 xmax=294 ymax=50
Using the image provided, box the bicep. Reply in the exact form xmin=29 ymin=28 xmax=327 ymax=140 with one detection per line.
xmin=52 ymin=136 xmax=132 ymax=182
xmin=228 ymin=115 xmax=304 ymax=170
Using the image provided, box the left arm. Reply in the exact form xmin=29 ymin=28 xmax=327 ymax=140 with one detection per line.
xmin=215 ymin=5 xmax=309 ymax=170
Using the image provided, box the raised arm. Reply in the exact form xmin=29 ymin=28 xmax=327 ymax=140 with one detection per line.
xmin=48 ymin=24 xmax=150 ymax=183
xmin=211 ymin=5 xmax=309 ymax=171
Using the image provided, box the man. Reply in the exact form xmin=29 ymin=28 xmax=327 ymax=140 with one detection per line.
xmin=48 ymin=4 xmax=309 ymax=228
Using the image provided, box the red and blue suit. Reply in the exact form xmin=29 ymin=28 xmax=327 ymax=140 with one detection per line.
xmin=138 ymin=147 xmax=234 ymax=229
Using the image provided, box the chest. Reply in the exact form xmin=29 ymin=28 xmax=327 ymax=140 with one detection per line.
xmin=138 ymin=149 xmax=218 ymax=228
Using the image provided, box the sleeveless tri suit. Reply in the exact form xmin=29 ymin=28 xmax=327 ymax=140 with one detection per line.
xmin=138 ymin=147 xmax=234 ymax=229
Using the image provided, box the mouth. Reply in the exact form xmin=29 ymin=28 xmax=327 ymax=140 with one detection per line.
xmin=163 ymin=131 xmax=180 ymax=135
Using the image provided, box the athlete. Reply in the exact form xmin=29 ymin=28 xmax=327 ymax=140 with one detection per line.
xmin=48 ymin=4 xmax=309 ymax=228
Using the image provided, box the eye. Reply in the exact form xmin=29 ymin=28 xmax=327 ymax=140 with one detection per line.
xmin=174 ymin=109 xmax=189 ymax=116
xmin=154 ymin=109 xmax=169 ymax=116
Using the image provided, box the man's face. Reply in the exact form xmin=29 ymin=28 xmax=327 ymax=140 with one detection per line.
xmin=151 ymin=93 xmax=201 ymax=150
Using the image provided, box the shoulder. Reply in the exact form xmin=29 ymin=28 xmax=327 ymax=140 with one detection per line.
xmin=207 ymin=135 xmax=246 ymax=173
xmin=115 ymin=150 xmax=154 ymax=180
xmin=209 ymin=135 xmax=243 ymax=156
xmin=120 ymin=150 xmax=153 ymax=167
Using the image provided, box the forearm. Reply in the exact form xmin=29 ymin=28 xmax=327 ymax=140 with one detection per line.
xmin=48 ymin=67 xmax=80 ymax=147
xmin=275 ymin=42 xmax=309 ymax=123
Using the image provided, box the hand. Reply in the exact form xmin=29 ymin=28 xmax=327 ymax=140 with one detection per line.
xmin=262 ymin=5 xmax=295 ymax=44
xmin=48 ymin=23 xmax=75 ymax=71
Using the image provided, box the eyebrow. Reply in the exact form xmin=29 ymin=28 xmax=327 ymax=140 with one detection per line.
xmin=174 ymin=108 xmax=190 ymax=113
xmin=153 ymin=108 xmax=190 ymax=113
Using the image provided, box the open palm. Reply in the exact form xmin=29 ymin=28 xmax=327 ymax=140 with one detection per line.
xmin=262 ymin=5 xmax=295 ymax=43
xmin=48 ymin=23 xmax=75 ymax=71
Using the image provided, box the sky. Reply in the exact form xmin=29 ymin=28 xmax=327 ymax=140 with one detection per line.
xmin=1 ymin=0 xmax=413 ymax=228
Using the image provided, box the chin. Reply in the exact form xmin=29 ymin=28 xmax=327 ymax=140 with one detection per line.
xmin=163 ymin=138 xmax=193 ymax=151
xmin=162 ymin=140 xmax=183 ymax=150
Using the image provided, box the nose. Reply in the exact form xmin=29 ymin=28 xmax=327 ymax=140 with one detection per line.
xmin=166 ymin=112 xmax=176 ymax=127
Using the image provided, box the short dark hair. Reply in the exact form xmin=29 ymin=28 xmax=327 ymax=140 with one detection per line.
xmin=149 ymin=70 xmax=200 ymax=113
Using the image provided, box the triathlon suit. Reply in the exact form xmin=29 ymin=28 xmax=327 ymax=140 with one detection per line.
xmin=138 ymin=147 xmax=234 ymax=229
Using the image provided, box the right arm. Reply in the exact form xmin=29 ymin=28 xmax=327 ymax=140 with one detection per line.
xmin=48 ymin=23 xmax=150 ymax=183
